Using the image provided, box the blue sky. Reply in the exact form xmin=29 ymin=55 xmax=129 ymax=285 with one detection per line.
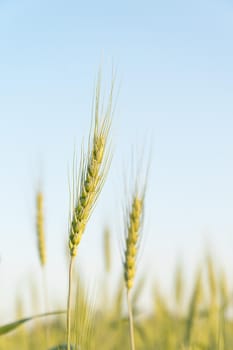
xmin=0 ymin=0 xmax=233 ymax=316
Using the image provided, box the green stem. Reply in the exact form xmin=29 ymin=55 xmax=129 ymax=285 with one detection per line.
xmin=67 ymin=256 xmax=74 ymax=350
xmin=127 ymin=289 xmax=135 ymax=350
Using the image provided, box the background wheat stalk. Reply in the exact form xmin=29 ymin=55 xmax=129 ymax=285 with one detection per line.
xmin=66 ymin=77 xmax=113 ymax=350
xmin=184 ymin=267 xmax=203 ymax=347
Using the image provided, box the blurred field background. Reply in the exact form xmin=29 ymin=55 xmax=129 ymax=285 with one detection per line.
xmin=1 ymin=0 xmax=233 ymax=349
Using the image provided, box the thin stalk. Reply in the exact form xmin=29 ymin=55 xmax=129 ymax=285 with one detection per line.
xmin=127 ymin=290 xmax=135 ymax=350
xmin=42 ymin=266 xmax=49 ymax=347
xmin=42 ymin=266 xmax=49 ymax=312
xmin=67 ymin=256 xmax=75 ymax=350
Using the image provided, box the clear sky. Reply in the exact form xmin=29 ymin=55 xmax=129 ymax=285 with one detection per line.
xmin=0 ymin=0 xmax=233 ymax=318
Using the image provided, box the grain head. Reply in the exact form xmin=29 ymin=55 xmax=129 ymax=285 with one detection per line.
xmin=69 ymin=79 xmax=113 ymax=257
xmin=36 ymin=191 xmax=46 ymax=267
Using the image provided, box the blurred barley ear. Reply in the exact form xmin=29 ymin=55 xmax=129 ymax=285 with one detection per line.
xmin=206 ymin=254 xmax=218 ymax=346
xmin=154 ymin=283 xmax=169 ymax=321
xmin=36 ymin=191 xmax=46 ymax=267
xmin=184 ymin=268 xmax=203 ymax=347
xmin=124 ymin=194 xmax=144 ymax=350
xmin=66 ymin=74 xmax=114 ymax=350
xmin=36 ymin=190 xmax=49 ymax=346
xmin=219 ymin=269 xmax=228 ymax=309
xmin=218 ymin=269 xmax=228 ymax=350
xmin=174 ymin=261 xmax=184 ymax=317
xmin=36 ymin=191 xmax=48 ymax=310
xmin=103 ymin=227 xmax=111 ymax=273
xmin=206 ymin=254 xmax=217 ymax=309
xmin=101 ymin=226 xmax=112 ymax=310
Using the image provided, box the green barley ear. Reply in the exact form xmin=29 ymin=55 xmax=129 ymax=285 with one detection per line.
xmin=121 ymin=151 xmax=149 ymax=350
xmin=36 ymin=191 xmax=46 ymax=267
xmin=124 ymin=196 xmax=143 ymax=291
xmin=122 ymin=165 xmax=147 ymax=350
xmin=36 ymin=189 xmax=49 ymax=346
xmin=124 ymin=194 xmax=144 ymax=350
xmin=68 ymin=77 xmax=113 ymax=258
xmin=67 ymin=75 xmax=114 ymax=350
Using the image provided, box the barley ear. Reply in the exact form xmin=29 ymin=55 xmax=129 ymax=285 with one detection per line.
xmin=103 ymin=227 xmax=111 ymax=273
xmin=124 ymin=192 xmax=144 ymax=350
xmin=124 ymin=197 xmax=143 ymax=291
xmin=36 ymin=189 xmax=49 ymax=346
xmin=68 ymin=82 xmax=112 ymax=258
xmin=36 ymin=191 xmax=46 ymax=267
xmin=174 ymin=261 xmax=184 ymax=314
xmin=67 ymin=77 xmax=113 ymax=350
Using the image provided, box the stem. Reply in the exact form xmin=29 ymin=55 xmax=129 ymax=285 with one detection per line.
xmin=127 ymin=289 xmax=135 ymax=350
xmin=42 ymin=266 xmax=49 ymax=347
xmin=67 ymin=256 xmax=75 ymax=350
xmin=42 ymin=266 xmax=49 ymax=312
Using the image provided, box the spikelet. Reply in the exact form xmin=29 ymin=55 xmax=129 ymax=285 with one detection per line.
xmin=124 ymin=196 xmax=143 ymax=291
xmin=69 ymin=80 xmax=112 ymax=257
xmin=36 ymin=191 xmax=46 ymax=266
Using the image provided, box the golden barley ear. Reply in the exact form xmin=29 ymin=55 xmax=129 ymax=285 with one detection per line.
xmin=36 ymin=191 xmax=46 ymax=267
